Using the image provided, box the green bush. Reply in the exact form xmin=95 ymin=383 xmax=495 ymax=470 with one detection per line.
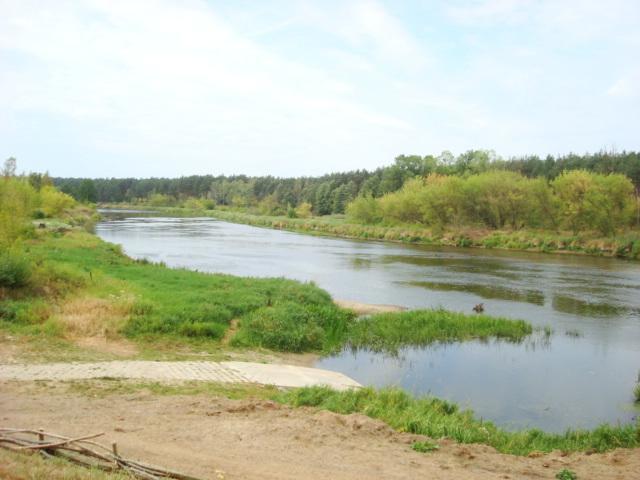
xmin=0 ymin=250 xmax=31 ymax=288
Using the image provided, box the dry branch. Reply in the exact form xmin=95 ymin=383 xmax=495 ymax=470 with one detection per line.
xmin=0 ymin=427 xmax=204 ymax=480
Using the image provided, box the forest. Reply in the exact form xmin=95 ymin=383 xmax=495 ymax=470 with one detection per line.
xmin=53 ymin=150 xmax=640 ymax=216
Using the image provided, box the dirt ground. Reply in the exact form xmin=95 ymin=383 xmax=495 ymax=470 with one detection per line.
xmin=334 ymin=299 xmax=406 ymax=316
xmin=1 ymin=382 xmax=638 ymax=480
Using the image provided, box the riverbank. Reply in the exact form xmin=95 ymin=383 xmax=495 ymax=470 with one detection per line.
xmin=2 ymin=211 xmax=639 ymax=462
xmin=4 ymin=380 xmax=639 ymax=480
xmin=100 ymin=204 xmax=640 ymax=260
xmin=5 ymin=224 xmax=533 ymax=357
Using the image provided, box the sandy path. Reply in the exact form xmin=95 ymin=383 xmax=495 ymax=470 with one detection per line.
xmin=0 ymin=361 xmax=361 ymax=390
xmin=1 ymin=383 xmax=638 ymax=480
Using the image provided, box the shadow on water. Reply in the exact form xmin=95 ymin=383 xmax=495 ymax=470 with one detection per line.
xmin=379 ymin=254 xmax=530 ymax=280
xmin=405 ymin=281 xmax=545 ymax=305
xmin=551 ymin=294 xmax=629 ymax=317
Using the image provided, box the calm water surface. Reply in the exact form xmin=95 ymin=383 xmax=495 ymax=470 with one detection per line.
xmin=96 ymin=213 xmax=640 ymax=432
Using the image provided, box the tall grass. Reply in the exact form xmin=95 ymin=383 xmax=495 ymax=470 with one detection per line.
xmin=347 ymin=309 xmax=532 ymax=353
xmin=231 ymin=302 xmax=354 ymax=352
xmin=280 ymin=386 xmax=640 ymax=456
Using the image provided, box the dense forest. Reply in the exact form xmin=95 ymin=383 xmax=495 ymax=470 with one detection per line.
xmin=53 ymin=150 xmax=640 ymax=218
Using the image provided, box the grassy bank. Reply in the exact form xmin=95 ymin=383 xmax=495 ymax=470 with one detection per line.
xmin=281 ymin=386 xmax=640 ymax=456
xmin=103 ymin=204 xmax=640 ymax=260
xmin=23 ymin=378 xmax=640 ymax=456
xmin=2 ymin=226 xmax=534 ymax=356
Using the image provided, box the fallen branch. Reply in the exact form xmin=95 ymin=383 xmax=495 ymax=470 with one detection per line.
xmin=0 ymin=427 xmax=204 ymax=480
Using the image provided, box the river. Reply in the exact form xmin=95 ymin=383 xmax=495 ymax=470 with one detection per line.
xmin=96 ymin=212 xmax=640 ymax=432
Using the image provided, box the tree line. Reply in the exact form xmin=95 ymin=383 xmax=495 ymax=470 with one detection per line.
xmin=51 ymin=150 xmax=640 ymax=219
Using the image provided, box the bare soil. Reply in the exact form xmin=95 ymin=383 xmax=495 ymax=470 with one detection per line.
xmin=334 ymin=299 xmax=406 ymax=316
xmin=1 ymin=382 xmax=637 ymax=480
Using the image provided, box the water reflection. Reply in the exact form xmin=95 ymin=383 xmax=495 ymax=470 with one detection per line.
xmin=406 ymin=281 xmax=545 ymax=305
xmin=552 ymin=295 xmax=630 ymax=317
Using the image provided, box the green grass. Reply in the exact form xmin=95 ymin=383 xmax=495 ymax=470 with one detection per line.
xmin=411 ymin=440 xmax=439 ymax=452
xmin=634 ymin=383 xmax=640 ymax=403
xmin=231 ymin=301 xmax=354 ymax=352
xmin=347 ymin=309 xmax=532 ymax=353
xmin=4 ymin=229 xmax=533 ymax=355
xmin=16 ymin=230 xmax=347 ymax=351
xmin=279 ymin=386 xmax=640 ymax=456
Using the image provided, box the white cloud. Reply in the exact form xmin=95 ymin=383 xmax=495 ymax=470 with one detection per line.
xmin=607 ymin=70 xmax=640 ymax=99
xmin=0 ymin=0 xmax=414 ymax=175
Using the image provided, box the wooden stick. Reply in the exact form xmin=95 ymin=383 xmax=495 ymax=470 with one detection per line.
xmin=18 ymin=432 xmax=105 ymax=450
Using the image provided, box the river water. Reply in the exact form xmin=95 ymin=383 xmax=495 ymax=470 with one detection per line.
xmin=96 ymin=213 xmax=640 ymax=432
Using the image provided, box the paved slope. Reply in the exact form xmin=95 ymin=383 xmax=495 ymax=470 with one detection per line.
xmin=0 ymin=360 xmax=361 ymax=390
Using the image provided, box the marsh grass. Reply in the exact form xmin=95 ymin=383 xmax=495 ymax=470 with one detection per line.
xmin=347 ymin=309 xmax=532 ymax=353
xmin=280 ymin=386 xmax=640 ymax=456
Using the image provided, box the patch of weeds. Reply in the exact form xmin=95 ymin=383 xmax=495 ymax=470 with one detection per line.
xmin=411 ymin=440 xmax=439 ymax=453
xmin=556 ymin=469 xmax=578 ymax=480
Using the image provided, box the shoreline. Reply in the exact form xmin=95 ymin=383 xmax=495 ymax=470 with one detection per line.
xmin=98 ymin=204 xmax=640 ymax=261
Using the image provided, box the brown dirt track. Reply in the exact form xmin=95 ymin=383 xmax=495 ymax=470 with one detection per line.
xmin=1 ymin=382 xmax=638 ymax=479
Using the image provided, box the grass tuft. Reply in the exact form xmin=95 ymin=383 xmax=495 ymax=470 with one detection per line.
xmin=347 ymin=309 xmax=532 ymax=353
xmin=278 ymin=386 xmax=640 ymax=456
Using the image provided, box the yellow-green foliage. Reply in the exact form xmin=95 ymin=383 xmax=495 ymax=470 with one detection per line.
xmin=552 ymin=170 xmax=634 ymax=235
xmin=295 ymin=201 xmax=313 ymax=219
xmin=348 ymin=170 xmax=635 ymax=235
xmin=38 ymin=185 xmax=76 ymax=217
xmin=0 ymin=177 xmax=38 ymax=246
xmin=146 ymin=193 xmax=177 ymax=207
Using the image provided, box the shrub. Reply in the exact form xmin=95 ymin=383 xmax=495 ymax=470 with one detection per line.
xmin=38 ymin=186 xmax=75 ymax=217
xmin=0 ymin=250 xmax=31 ymax=288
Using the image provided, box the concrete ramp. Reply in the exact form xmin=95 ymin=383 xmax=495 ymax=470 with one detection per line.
xmin=0 ymin=361 xmax=361 ymax=391
xmin=223 ymin=361 xmax=361 ymax=391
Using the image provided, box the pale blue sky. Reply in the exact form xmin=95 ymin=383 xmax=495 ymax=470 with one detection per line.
xmin=1 ymin=0 xmax=639 ymax=177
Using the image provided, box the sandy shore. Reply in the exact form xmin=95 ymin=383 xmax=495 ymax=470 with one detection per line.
xmin=335 ymin=299 xmax=406 ymax=316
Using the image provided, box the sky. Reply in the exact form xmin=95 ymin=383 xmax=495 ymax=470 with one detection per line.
xmin=1 ymin=0 xmax=639 ymax=178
